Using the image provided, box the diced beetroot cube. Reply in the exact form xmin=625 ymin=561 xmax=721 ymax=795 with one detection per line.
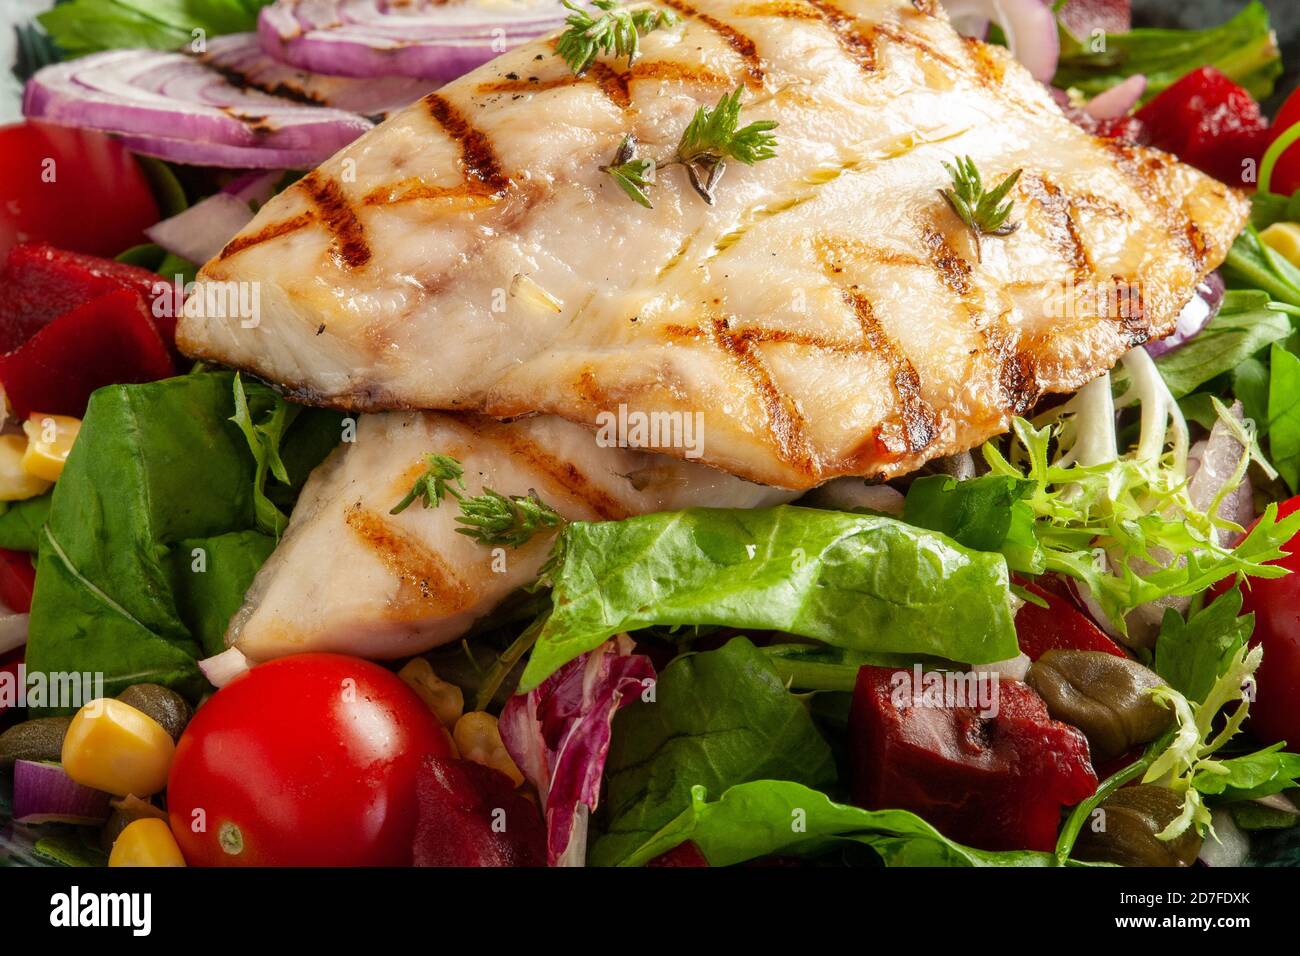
xmin=0 ymin=243 xmax=178 ymax=355
xmin=647 ymin=841 xmax=710 ymax=867
xmin=849 ymin=666 xmax=1097 ymax=853
xmin=1136 ymin=67 xmax=1271 ymax=187
xmin=413 ymin=756 xmax=546 ymax=867
xmin=1014 ymin=580 xmax=1127 ymax=661
xmin=0 ymin=289 xmax=175 ymax=418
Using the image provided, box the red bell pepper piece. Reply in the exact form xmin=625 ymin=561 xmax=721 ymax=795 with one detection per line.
xmin=0 ymin=549 xmax=36 ymax=615
xmin=0 ymin=242 xmax=178 ymax=354
xmin=849 ymin=666 xmax=1098 ymax=852
xmin=0 ymin=288 xmax=175 ymax=418
xmin=413 ymin=756 xmax=546 ymax=867
xmin=1015 ymin=580 xmax=1127 ymax=661
xmin=1136 ymin=67 xmax=1271 ymax=187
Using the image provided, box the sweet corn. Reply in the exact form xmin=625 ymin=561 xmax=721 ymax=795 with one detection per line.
xmin=398 ymin=658 xmax=464 ymax=728
xmin=109 ymin=818 xmax=186 ymax=867
xmin=0 ymin=435 xmax=51 ymax=501
xmin=453 ymin=711 xmax=524 ymax=787
xmin=61 ymin=698 xmax=175 ymax=798
xmin=21 ymin=413 xmax=81 ymax=482
xmin=1261 ymin=222 xmax=1300 ymax=269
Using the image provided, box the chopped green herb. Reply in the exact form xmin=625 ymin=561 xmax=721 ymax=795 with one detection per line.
xmin=555 ymin=0 xmax=676 ymax=75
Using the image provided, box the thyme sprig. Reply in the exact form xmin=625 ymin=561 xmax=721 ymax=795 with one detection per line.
xmin=938 ymin=155 xmax=1022 ymax=260
xmin=555 ymin=0 xmax=676 ymax=75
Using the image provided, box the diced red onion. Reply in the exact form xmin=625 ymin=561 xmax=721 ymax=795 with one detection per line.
xmin=198 ymin=646 xmax=251 ymax=688
xmin=198 ymin=33 xmax=431 ymax=118
xmin=24 ymin=49 xmax=373 ymax=168
xmin=1084 ymin=74 xmax=1146 ymax=119
xmin=1144 ymin=272 xmax=1225 ymax=359
xmin=12 ymin=760 xmax=113 ymax=826
xmin=258 ymin=0 xmax=569 ymax=81
xmin=0 ymin=612 xmax=27 ymax=656
xmin=940 ymin=0 xmax=1059 ymax=82
xmin=146 ymin=193 xmax=256 ymax=266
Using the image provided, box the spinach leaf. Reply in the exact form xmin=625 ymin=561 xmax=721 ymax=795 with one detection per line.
xmin=168 ymin=530 xmax=276 ymax=658
xmin=1269 ymin=343 xmax=1300 ymax=493
xmin=614 ymin=780 xmax=1075 ymax=868
xmin=1153 ymin=588 xmax=1252 ymax=703
xmin=1154 ymin=291 xmax=1292 ymax=398
xmin=1223 ymin=229 xmax=1300 ymax=310
xmin=1052 ymin=2 xmax=1281 ymax=102
xmin=589 ymin=638 xmax=836 ymax=867
xmin=0 ymin=495 xmax=52 ymax=553
xmin=520 ymin=506 xmax=1019 ymax=692
xmin=38 ymin=0 xmax=273 ymax=57
xmin=1194 ymin=744 xmax=1300 ymax=804
xmin=902 ymin=474 xmax=1042 ymax=573
xmin=25 ymin=373 xmax=337 ymax=710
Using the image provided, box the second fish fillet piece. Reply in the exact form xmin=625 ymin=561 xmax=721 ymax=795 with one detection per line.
xmin=229 ymin=411 xmax=790 ymax=661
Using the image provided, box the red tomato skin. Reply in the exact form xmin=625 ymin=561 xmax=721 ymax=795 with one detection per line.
xmin=167 ymin=654 xmax=451 ymax=867
xmin=0 ymin=549 xmax=36 ymax=614
xmin=0 ymin=122 xmax=159 ymax=259
xmin=1268 ymin=90 xmax=1300 ymax=197
xmin=1210 ymin=497 xmax=1300 ymax=750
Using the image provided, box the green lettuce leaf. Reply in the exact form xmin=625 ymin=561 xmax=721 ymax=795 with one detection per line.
xmin=902 ymin=474 xmax=1043 ymax=573
xmin=614 ymin=780 xmax=1081 ymax=868
xmin=168 ymin=530 xmax=276 ymax=658
xmin=589 ymin=637 xmax=836 ymax=867
xmin=38 ymin=0 xmax=273 ymax=57
xmin=1269 ymin=343 xmax=1300 ymax=493
xmin=520 ymin=505 xmax=1020 ymax=692
xmin=1194 ymin=744 xmax=1300 ymax=803
xmin=1223 ymin=228 xmax=1300 ymax=310
xmin=1154 ymin=290 xmax=1293 ymax=398
xmin=1153 ymin=588 xmax=1253 ymax=703
xmin=1052 ymin=1 xmax=1281 ymax=102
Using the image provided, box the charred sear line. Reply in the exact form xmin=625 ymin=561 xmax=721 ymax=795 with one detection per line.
xmin=630 ymin=60 xmax=733 ymax=88
xmin=875 ymin=22 xmax=962 ymax=73
xmin=1102 ymin=140 xmax=1203 ymax=270
xmin=362 ymin=177 xmax=497 ymax=208
xmin=425 ymin=93 xmax=511 ymax=195
xmin=920 ymin=225 xmax=973 ymax=296
xmin=300 ymin=172 xmax=371 ymax=269
xmin=660 ymin=0 xmax=766 ymax=85
xmin=735 ymin=0 xmax=822 ymax=19
xmin=707 ymin=316 xmax=816 ymax=474
xmin=1020 ymin=173 xmax=1092 ymax=280
xmin=344 ymin=506 xmax=472 ymax=610
xmin=984 ymin=324 xmax=1040 ymax=414
xmin=840 ymin=287 xmax=937 ymax=456
xmin=803 ymin=0 xmax=876 ymax=72
xmin=587 ymin=61 xmax=632 ymax=108
xmin=476 ymin=75 xmax=581 ymax=96
xmin=959 ymin=35 xmax=1005 ymax=86
xmin=218 ymin=211 xmax=315 ymax=261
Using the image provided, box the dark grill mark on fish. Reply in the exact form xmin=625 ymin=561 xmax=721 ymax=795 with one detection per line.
xmin=218 ymin=211 xmax=315 ymax=261
xmin=630 ymin=60 xmax=732 ymax=88
xmin=708 ymin=315 xmax=816 ymax=473
xmin=840 ymin=287 xmax=937 ymax=457
xmin=344 ymin=506 xmax=473 ymax=611
xmin=736 ymin=0 xmax=822 ymax=19
xmin=587 ymin=61 xmax=632 ymax=109
xmin=363 ymin=177 xmax=498 ymax=208
xmin=920 ymin=225 xmax=973 ymax=296
xmin=477 ymin=75 xmax=581 ymax=96
xmin=959 ymin=35 xmax=1005 ymax=86
xmin=1020 ymin=174 xmax=1092 ymax=280
xmin=1102 ymin=139 xmax=1203 ymax=270
xmin=803 ymin=0 xmax=876 ymax=73
xmin=875 ymin=22 xmax=963 ymax=73
xmin=660 ymin=0 xmax=766 ymax=86
xmin=425 ymin=93 xmax=511 ymax=195
xmin=300 ymin=172 xmax=371 ymax=269
xmin=983 ymin=323 xmax=1040 ymax=414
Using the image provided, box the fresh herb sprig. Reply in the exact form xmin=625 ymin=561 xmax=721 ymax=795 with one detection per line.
xmin=556 ymin=0 xmax=677 ymax=75
xmin=390 ymin=453 xmax=565 ymax=548
xmin=601 ymin=86 xmax=779 ymax=207
xmin=938 ymin=156 xmax=1022 ymax=261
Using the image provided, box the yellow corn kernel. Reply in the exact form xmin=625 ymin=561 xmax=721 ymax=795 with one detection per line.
xmin=453 ymin=711 xmax=524 ymax=787
xmin=109 ymin=818 xmax=186 ymax=867
xmin=398 ymin=658 xmax=464 ymax=728
xmin=21 ymin=413 xmax=81 ymax=482
xmin=1261 ymin=222 xmax=1300 ymax=269
xmin=61 ymin=698 xmax=175 ymax=798
xmin=0 ymin=435 xmax=51 ymax=501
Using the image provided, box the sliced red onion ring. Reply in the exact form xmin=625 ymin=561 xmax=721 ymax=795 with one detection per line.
xmin=1057 ymin=0 xmax=1131 ymax=41
xmin=146 ymin=194 xmax=256 ymax=266
xmin=940 ymin=0 xmax=1059 ymax=82
xmin=222 ymin=170 xmax=283 ymax=206
xmin=12 ymin=760 xmax=112 ymax=826
xmin=1144 ymin=272 xmax=1225 ymax=359
xmin=1084 ymin=73 xmax=1146 ymax=119
xmin=198 ymin=33 xmax=432 ymax=118
xmin=24 ymin=49 xmax=372 ymax=168
xmin=259 ymin=0 xmax=569 ymax=81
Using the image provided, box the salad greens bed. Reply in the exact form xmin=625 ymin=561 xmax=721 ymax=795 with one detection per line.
xmin=8 ymin=0 xmax=1300 ymax=869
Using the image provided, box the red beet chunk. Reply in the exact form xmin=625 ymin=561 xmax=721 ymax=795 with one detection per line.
xmin=1014 ymin=580 xmax=1127 ymax=661
xmin=0 ymin=289 xmax=175 ymax=418
xmin=0 ymin=243 xmax=177 ymax=355
xmin=647 ymin=841 xmax=710 ymax=867
xmin=413 ymin=756 xmax=546 ymax=867
xmin=1136 ymin=67 xmax=1271 ymax=187
xmin=849 ymin=666 xmax=1097 ymax=853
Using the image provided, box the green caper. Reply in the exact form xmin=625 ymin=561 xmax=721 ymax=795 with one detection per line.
xmin=0 ymin=716 xmax=72 ymax=769
xmin=1025 ymin=650 xmax=1173 ymax=761
xmin=117 ymin=684 xmax=192 ymax=741
xmin=1073 ymin=784 xmax=1203 ymax=867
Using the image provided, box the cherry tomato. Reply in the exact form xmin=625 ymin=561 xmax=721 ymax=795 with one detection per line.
xmin=1209 ymin=496 xmax=1300 ymax=749
xmin=167 ymin=653 xmax=451 ymax=866
xmin=1268 ymin=88 xmax=1300 ymax=196
xmin=0 ymin=549 xmax=36 ymax=614
xmin=0 ymin=121 xmax=159 ymax=259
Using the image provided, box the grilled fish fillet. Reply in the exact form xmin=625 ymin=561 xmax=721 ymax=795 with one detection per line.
xmin=180 ymin=0 xmax=1249 ymax=489
xmin=230 ymin=411 xmax=790 ymax=661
